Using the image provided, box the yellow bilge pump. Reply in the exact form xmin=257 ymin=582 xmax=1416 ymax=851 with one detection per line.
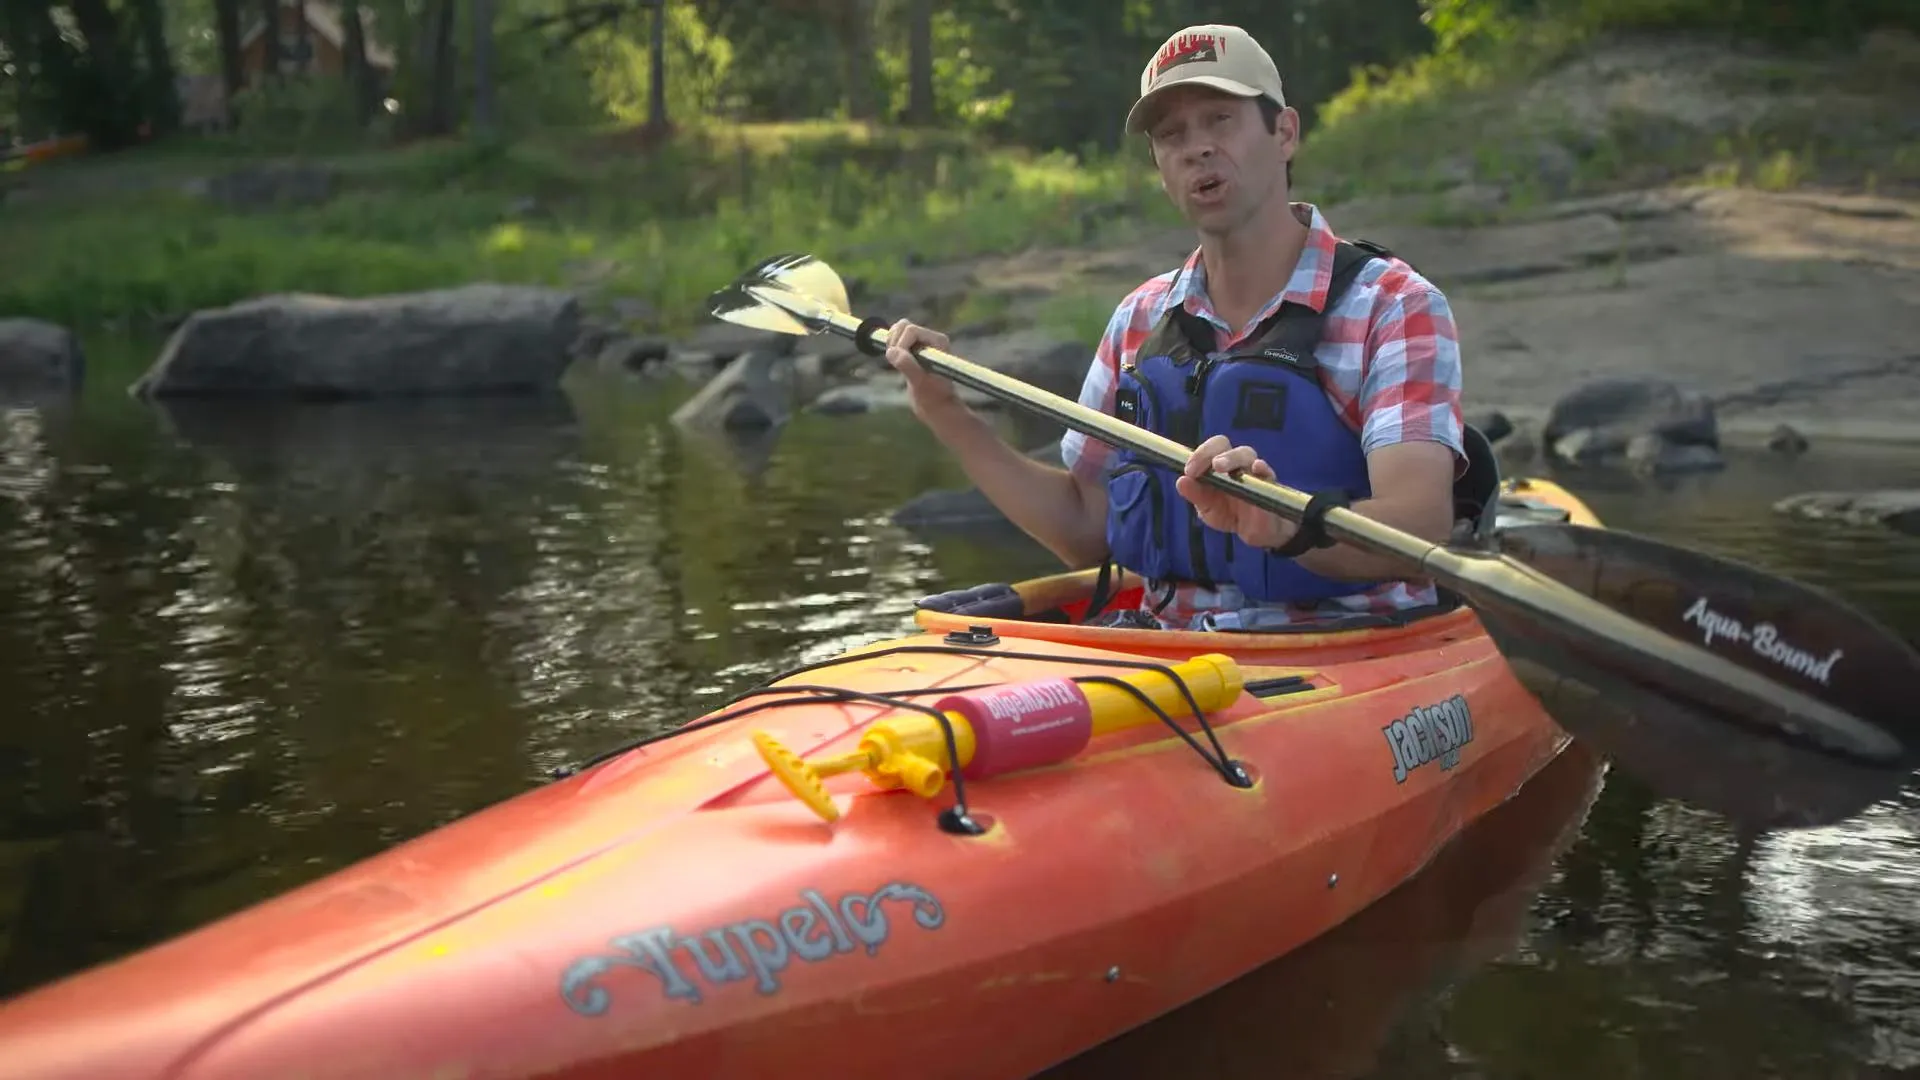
xmin=752 ymin=654 xmax=1247 ymax=822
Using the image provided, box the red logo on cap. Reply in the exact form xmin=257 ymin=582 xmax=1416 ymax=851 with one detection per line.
xmin=1154 ymin=32 xmax=1225 ymax=77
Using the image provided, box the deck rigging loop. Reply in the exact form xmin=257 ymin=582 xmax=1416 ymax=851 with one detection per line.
xmin=554 ymin=641 xmax=1266 ymax=833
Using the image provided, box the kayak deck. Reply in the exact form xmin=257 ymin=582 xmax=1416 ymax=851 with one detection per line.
xmin=0 ymin=478 xmax=1598 ymax=1080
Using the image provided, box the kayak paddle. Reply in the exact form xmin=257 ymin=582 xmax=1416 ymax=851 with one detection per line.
xmin=706 ymin=252 xmax=1920 ymax=831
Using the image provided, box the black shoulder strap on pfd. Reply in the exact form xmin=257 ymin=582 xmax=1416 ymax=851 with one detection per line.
xmin=1229 ymin=238 xmax=1393 ymax=370
xmin=1143 ymin=239 xmax=1395 ymax=369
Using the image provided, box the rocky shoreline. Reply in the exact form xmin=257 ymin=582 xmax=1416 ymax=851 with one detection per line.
xmin=3 ymin=183 xmax=1917 ymax=540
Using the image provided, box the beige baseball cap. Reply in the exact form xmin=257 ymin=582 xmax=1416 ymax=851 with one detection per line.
xmin=1125 ymin=24 xmax=1287 ymax=136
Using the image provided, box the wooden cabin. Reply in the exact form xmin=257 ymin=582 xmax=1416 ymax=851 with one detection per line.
xmin=238 ymin=0 xmax=396 ymax=85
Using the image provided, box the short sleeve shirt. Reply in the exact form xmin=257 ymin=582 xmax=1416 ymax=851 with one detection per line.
xmin=1060 ymin=202 xmax=1467 ymax=631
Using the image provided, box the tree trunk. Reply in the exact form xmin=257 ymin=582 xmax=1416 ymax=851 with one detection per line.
xmin=472 ymin=0 xmax=497 ymax=137
xmin=258 ymin=0 xmax=281 ymax=81
xmin=410 ymin=0 xmax=458 ymax=137
xmin=340 ymin=0 xmax=375 ymax=124
xmin=213 ymin=0 xmax=244 ymax=104
xmin=64 ymin=0 xmax=140 ymax=147
xmin=293 ymin=0 xmax=310 ymax=74
xmin=905 ymin=0 xmax=933 ymax=125
xmin=839 ymin=0 xmax=875 ymax=122
xmin=645 ymin=0 xmax=667 ymax=134
xmin=128 ymin=0 xmax=179 ymax=135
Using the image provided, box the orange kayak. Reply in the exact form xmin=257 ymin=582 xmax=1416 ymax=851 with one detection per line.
xmin=0 ymin=478 xmax=1599 ymax=1080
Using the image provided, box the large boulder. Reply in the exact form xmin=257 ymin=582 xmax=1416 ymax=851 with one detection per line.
xmin=0 ymin=318 xmax=85 ymax=401
xmin=953 ymin=329 xmax=1094 ymax=403
xmin=669 ymin=349 xmax=795 ymax=432
xmin=1541 ymin=376 xmax=1723 ymax=473
xmin=890 ymin=440 xmax=1067 ymax=534
xmin=1773 ymin=490 xmax=1920 ymax=538
xmin=130 ymin=285 xmax=582 ymax=400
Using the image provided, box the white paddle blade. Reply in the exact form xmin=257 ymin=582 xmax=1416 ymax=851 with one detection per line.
xmin=707 ymin=253 xmax=849 ymax=337
xmin=710 ymin=292 xmax=814 ymax=336
xmin=759 ymin=253 xmax=850 ymax=315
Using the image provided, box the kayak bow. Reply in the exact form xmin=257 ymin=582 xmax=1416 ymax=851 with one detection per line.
xmin=0 ymin=480 xmax=1599 ymax=1079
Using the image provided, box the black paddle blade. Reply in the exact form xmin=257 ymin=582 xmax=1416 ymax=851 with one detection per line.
xmin=1482 ymin=522 xmax=1919 ymax=830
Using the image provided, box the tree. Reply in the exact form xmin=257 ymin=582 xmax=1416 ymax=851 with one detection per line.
xmin=904 ymin=0 xmax=931 ymax=125
xmin=340 ymin=0 xmax=377 ymax=124
xmin=473 ymin=0 xmax=497 ymax=136
xmin=214 ymin=0 xmax=244 ymax=103
xmin=645 ymin=0 xmax=665 ymax=134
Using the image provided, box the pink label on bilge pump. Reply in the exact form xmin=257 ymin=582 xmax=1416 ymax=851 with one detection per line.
xmin=935 ymin=676 xmax=1095 ymax=779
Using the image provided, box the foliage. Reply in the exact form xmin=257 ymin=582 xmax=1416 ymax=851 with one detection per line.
xmin=1302 ymin=0 xmax=1920 ymax=207
xmin=0 ymin=122 xmax=1170 ymax=333
xmin=6 ymin=0 xmax=1918 ymax=335
xmin=228 ymin=76 xmax=378 ymax=153
xmin=578 ymin=4 xmax=733 ymax=126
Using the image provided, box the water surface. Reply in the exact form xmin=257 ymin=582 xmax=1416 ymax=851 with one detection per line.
xmin=2 ymin=363 xmax=1917 ymax=1077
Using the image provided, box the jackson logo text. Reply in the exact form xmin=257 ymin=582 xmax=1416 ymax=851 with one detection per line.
xmin=1384 ymin=694 xmax=1475 ymax=784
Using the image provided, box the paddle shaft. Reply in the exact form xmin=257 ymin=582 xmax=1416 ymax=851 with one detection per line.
xmin=812 ymin=305 xmax=1433 ymax=561
xmin=797 ymin=303 xmax=1903 ymax=766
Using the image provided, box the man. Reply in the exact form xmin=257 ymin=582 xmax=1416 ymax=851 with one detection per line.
xmin=882 ymin=23 xmax=1467 ymax=632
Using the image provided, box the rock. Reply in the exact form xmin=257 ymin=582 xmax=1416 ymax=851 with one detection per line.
xmin=791 ymin=353 xmax=833 ymax=403
xmin=1551 ymin=427 xmax=1616 ymax=463
xmin=1467 ymin=408 xmax=1514 ymax=444
xmin=667 ymin=349 xmax=725 ymax=381
xmin=1381 ymin=212 xmax=1674 ymax=286
xmin=1431 ymin=156 xmax=1477 ymax=187
xmin=1625 ymin=431 xmax=1726 ymax=474
xmin=953 ymin=330 xmax=1093 ymax=403
xmin=807 ymin=333 xmax=865 ymax=373
xmin=809 ymin=381 xmax=908 ymax=415
xmin=1774 ymin=490 xmax=1920 ymax=537
xmin=669 ymin=350 xmax=794 ymax=432
xmin=1531 ymin=141 xmax=1579 ymax=198
xmin=597 ymin=335 xmax=670 ymax=375
xmin=890 ymin=440 xmax=1066 ymax=533
xmin=1766 ymin=422 xmax=1809 ymax=455
xmin=1541 ymin=377 xmax=1718 ymax=466
xmin=605 ymin=297 xmax=658 ymax=326
xmin=1442 ymin=183 xmax=1509 ymax=218
xmin=198 ymin=164 xmax=337 ymax=209
xmin=807 ymin=370 xmax=996 ymax=417
xmin=130 ymin=285 xmax=581 ymax=400
xmin=1494 ymin=424 xmax=1538 ymax=469
xmin=675 ymin=321 xmax=798 ymax=367
xmin=0 ymin=318 xmax=85 ymax=398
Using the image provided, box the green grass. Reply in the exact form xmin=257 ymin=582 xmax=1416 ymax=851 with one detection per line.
xmin=1298 ymin=15 xmax=1920 ymax=217
xmin=0 ymin=121 xmax=1171 ymax=335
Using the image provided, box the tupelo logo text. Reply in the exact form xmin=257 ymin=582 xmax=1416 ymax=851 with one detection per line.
xmin=1383 ymin=694 xmax=1475 ymax=784
xmin=558 ymin=882 xmax=944 ymax=1015
xmin=1682 ymin=597 xmax=1844 ymax=686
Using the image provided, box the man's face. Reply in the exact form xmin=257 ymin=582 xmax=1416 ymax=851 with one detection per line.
xmin=1142 ymin=86 xmax=1296 ymax=236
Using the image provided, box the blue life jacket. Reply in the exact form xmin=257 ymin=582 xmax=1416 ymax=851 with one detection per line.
xmin=1102 ymin=239 xmax=1390 ymax=605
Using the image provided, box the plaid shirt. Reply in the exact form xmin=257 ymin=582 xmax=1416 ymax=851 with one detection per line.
xmin=1061 ymin=202 xmax=1466 ymax=631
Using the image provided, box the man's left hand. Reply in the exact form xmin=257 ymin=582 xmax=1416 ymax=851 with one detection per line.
xmin=1173 ymin=434 xmax=1296 ymax=549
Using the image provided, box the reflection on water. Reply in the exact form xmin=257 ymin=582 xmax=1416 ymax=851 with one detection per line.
xmin=2 ymin=367 xmax=1918 ymax=1076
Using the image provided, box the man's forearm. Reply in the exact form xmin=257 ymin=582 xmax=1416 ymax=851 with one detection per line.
xmin=925 ymin=406 xmax=1108 ymax=568
xmin=1281 ymin=493 xmax=1452 ymax=582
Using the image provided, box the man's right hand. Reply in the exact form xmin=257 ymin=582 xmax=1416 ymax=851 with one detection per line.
xmin=883 ymin=319 xmax=965 ymax=426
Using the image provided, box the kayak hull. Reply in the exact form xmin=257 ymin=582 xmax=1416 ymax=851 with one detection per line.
xmin=0 ymin=479 xmax=1601 ymax=1080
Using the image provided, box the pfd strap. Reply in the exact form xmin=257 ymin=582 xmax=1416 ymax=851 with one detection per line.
xmin=1267 ymin=489 xmax=1351 ymax=558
